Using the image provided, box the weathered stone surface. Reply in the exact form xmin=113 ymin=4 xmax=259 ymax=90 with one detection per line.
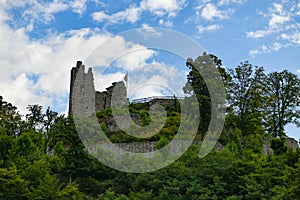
xmin=70 ymin=62 xmax=95 ymax=117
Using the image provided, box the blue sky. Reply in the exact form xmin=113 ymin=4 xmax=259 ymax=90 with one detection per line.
xmin=0 ymin=0 xmax=299 ymax=139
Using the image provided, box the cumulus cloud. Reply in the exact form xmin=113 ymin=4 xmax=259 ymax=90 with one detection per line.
xmin=0 ymin=21 xmax=160 ymax=114
xmin=0 ymin=22 xmax=112 ymax=113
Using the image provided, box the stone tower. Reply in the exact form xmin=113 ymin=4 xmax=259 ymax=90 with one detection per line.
xmin=69 ymin=61 xmax=95 ymax=117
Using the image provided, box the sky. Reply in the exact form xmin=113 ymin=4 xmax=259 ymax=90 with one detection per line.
xmin=0 ymin=0 xmax=299 ymax=140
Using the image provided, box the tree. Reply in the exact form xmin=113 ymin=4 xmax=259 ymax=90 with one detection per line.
xmin=26 ymin=104 xmax=44 ymax=131
xmin=263 ymin=70 xmax=300 ymax=137
xmin=0 ymin=166 xmax=29 ymax=199
xmin=0 ymin=96 xmax=22 ymax=137
xmin=183 ymin=52 xmax=226 ymax=138
xmin=227 ymin=62 xmax=265 ymax=138
xmin=43 ymin=106 xmax=58 ymax=133
xmin=43 ymin=107 xmax=59 ymax=154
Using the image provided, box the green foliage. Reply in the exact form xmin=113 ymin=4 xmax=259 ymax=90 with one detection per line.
xmin=271 ymin=138 xmax=287 ymax=155
xmin=263 ymin=70 xmax=300 ymax=137
xmin=0 ymin=166 xmax=29 ymax=199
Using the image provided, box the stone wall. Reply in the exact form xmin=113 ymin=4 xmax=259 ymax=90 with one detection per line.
xmin=86 ymin=140 xmax=224 ymax=155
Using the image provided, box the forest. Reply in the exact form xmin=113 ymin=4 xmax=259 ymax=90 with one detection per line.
xmin=1 ymin=53 xmax=300 ymax=199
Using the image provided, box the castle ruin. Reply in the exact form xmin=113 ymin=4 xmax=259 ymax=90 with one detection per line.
xmin=68 ymin=61 xmax=128 ymax=116
xmin=68 ymin=61 xmax=299 ymax=153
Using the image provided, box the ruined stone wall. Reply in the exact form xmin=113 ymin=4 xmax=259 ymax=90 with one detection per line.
xmin=106 ymin=81 xmax=128 ymax=108
xmin=86 ymin=140 xmax=224 ymax=155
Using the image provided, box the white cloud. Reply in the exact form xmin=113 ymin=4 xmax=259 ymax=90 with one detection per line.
xmin=0 ymin=19 xmax=159 ymax=114
xmin=116 ymin=48 xmax=156 ymax=70
xmin=1 ymin=73 xmax=52 ymax=114
xmin=218 ymin=0 xmax=246 ymax=6
xmin=91 ymin=11 xmax=110 ymax=22
xmin=201 ymin=3 xmax=233 ymax=20
xmin=190 ymin=1 xmax=237 ymax=34
xmin=94 ymin=72 xmax=125 ymax=92
xmin=246 ymin=29 xmax=274 ymax=39
xmin=140 ymin=0 xmax=185 ymax=17
xmin=158 ymin=19 xmax=173 ymax=27
xmin=249 ymin=42 xmax=285 ymax=57
xmin=272 ymin=3 xmax=284 ymax=15
xmin=3 ymin=0 xmax=93 ymax=30
xmin=248 ymin=2 xmax=292 ymax=38
xmin=267 ymin=3 xmax=290 ymax=28
xmin=0 ymin=2 xmax=117 ymax=114
xmin=269 ymin=14 xmax=290 ymax=28
xmin=138 ymin=24 xmax=164 ymax=38
xmin=125 ymin=62 xmax=185 ymax=100
xmin=70 ymin=0 xmax=88 ymax=15
xmin=92 ymin=6 xmax=140 ymax=23
xmin=93 ymin=60 xmax=186 ymax=103
xmin=197 ymin=24 xmax=222 ymax=33
xmin=22 ymin=0 xmax=69 ymax=24
xmin=296 ymin=69 xmax=300 ymax=74
xmin=249 ymin=49 xmax=259 ymax=57
xmin=92 ymin=0 xmax=186 ymax=25
xmin=281 ymin=33 xmax=300 ymax=45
